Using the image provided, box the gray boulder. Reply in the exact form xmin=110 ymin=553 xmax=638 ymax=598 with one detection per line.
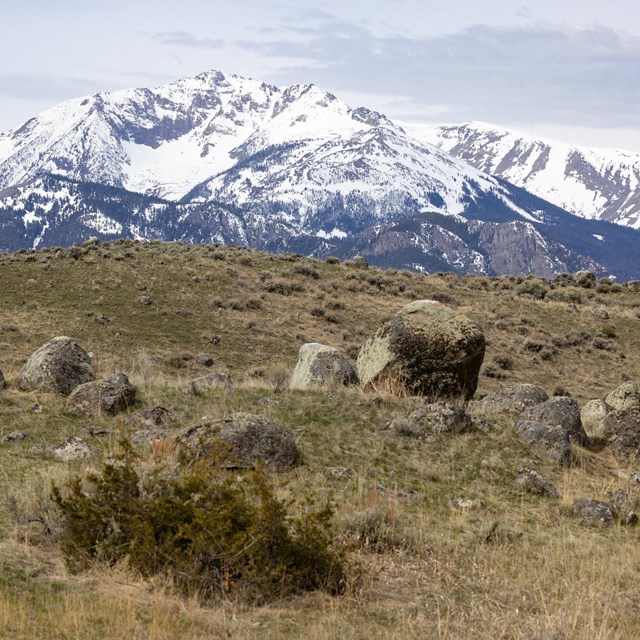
xmin=187 ymin=372 xmax=232 ymax=396
xmin=52 ymin=436 xmax=94 ymax=461
xmin=602 ymin=407 xmax=640 ymax=462
xmin=19 ymin=337 xmax=95 ymax=395
xmin=605 ymin=381 xmax=640 ymax=411
xmin=178 ymin=413 xmax=299 ymax=470
xmin=515 ymin=468 xmax=559 ymax=498
xmin=125 ymin=406 xmax=175 ymax=429
xmin=66 ymin=373 xmax=136 ymax=417
xmin=290 ymin=343 xmax=358 ymax=390
xmin=514 ymin=420 xmax=571 ymax=465
xmin=357 ymin=300 xmax=485 ymax=399
xmin=517 ymin=397 xmax=588 ymax=447
xmin=391 ymin=402 xmax=472 ymax=439
xmin=580 ymin=399 xmax=613 ymax=438
xmin=572 ymin=498 xmax=615 ymax=526
xmin=477 ymin=384 xmax=548 ymax=416
xmin=573 ymin=271 xmax=596 ymax=288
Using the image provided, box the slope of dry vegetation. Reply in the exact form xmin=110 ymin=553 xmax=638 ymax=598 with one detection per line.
xmin=1 ymin=240 xmax=640 ymax=639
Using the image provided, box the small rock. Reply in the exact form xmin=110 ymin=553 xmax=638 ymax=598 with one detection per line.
xmin=348 ymin=255 xmax=369 ymax=270
xmin=451 ymin=497 xmax=483 ymax=511
xmin=139 ymin=296 xmax=152 ymax=306
xmin=52 ymin=436 xmax=94 ymax=461
xmin=197 ymin=355 xmax=214 ymax=367
xmin=514 ymin=420 xmax=571 ymax=465
xmin=515 ymin=468 xmax=559 ymax=498
xmin=391 ymin=402 xmax=472 ymax=439
xmin=2 ymin=431 xmax=28 ymax=443
xmin=592 ymin=307 xmax=609 ymax=319
xmin=32 ymin=403 xmax=43 ymax=413
xmin=572 ymin=498 xmax=615 ymax=526
xmin=328 ymin=467 xmax=353 ymax=480
xmin=85 ymin=426 xmax=109 ymax=437
xmin=130 ymin=429 xmax=173 ymax=444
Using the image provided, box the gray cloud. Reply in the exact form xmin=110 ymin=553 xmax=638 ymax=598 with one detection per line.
xmin=0 ymin=73 xmax=100 ymax=101
xmin=152 ymin=31 xmax=224 ymax=49
xmin=239 ymin=14 xmax=640 ymax=128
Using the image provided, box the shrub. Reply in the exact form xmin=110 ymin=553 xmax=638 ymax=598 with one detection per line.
xmin=516 ymin=279 xmax=548 ymax=300
xmin=52 ymin=444 xmax=345 ymax=603
xmin=600 ymin=325 xmax=617 ymax=338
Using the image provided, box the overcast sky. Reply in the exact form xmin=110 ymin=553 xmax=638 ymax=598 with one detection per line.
xmin=3 ymin=0 xmax=640 ymax=151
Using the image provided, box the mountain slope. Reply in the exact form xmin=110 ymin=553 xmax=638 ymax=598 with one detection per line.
xmin=411 ymin=122 xmax=640 ymax=228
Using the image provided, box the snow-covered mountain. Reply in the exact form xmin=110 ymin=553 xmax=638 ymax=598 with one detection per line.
xmin=1 ymin=70 xmax=640 ymax=278
xmin=411 ymin=122 xmax=640 ymax=229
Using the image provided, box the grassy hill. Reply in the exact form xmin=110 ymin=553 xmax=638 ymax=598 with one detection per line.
xmin=1 ymin=239 xmax=640 ymax=639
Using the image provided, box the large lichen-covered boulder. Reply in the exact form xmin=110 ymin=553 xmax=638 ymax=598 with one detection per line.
xmin=66 ymin=373 xmax=136 ymax=416
xmin=177 ymin=413 xmax=299 ymax=471
xmin=19 ymin=337 xmax=95 ymax=395
xmin=357 ymin=300 xmax=485 ymax=399
xmin=605 ymin=381 xmax=640 ymax=411
xmin=290 ymin=343 xmax=358 ymax=390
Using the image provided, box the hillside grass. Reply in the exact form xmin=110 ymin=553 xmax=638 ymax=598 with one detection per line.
xmin=0 ymin=240 xmax=640 ymax=638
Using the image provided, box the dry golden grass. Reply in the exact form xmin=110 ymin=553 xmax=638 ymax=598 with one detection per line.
xmin=1 ymin=242 xmax=640 ymax=638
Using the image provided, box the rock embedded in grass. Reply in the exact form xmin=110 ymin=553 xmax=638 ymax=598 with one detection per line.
xmin=515 ymin=468 xmax=559 ymax=498
xmin=289 ymin=343 xmax=358 ymax=390
xmin=52 ymin=436 xmax=94 ymax=461
xmin=18 ymin=336 xmax=95 ymax=395
xmin=571 ymin=498 xmax=615 ymax=526
xmin=580 ymin=399 xmax=613 ymax=438
xmin=514 ymin=420 xmax=571 ymax=465
xmin=476 ymin=384 xmax=549 ymax=416
xmin=516 ymin=397 xmax=589 ymax=447
xmin=602 ymin=407 xmax=640 ymax=462
xmin=357 ymin=300 xmax=485 ymax=399
xmin=391 ymin=402 xmax=472 ymax=439
xmin=605 ymin=380 xmax=640 ymax=411
xmin=177 ymin=413 xmax=299 ymax=470
xmin=66 ymin=373 xmax=136 ymax=417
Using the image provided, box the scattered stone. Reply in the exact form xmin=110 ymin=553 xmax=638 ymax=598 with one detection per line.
xmin=602 ymin=407 xmax=640 ymax=462
xmin=517 ymin=397 xmax=588 ymax=447
xmin=85 ymin=426 xmax=109 ymax=437
xmin=52 ymin=436 xmax=94 ymax=461
xmin=357 ymin=300 xmax=485 ymax=399
xmin=125 ymin=406 xmax=175 ymax=429
xmin=328 ymin=467 xmax=353 ymax=480
xmin=571 ymin=498 xmax=615 ymax=526
xmin=196 ymin=355 xmax=214 ymax=367
xmin=139 ymin=295 xmax=152 ymax=305
xmin=476 ymin=384 xmax=549 ymax=416
xmin=514 ymin=421 xmax=571 ymax=465
xmin=592 ymin=307 xmax=609 ymax=319
xmin=31 ymin=403 xmax=43 ymax=413
xmin=289 ymin=343 xmax=358 ymax=390
xmin=605 ymin=381 xmax=640 ymax=411
xmin=66 ymin=373 xmax=136 ymax=416
xmin=392 ymin=402 xmax=472 ymax=439
xmin=19 ymin=337 xmax=95 ymax=395
xmin=130 ymin=429 xmax=173 ymax=444
xmin=451 ymin=497 xmax=483 ymax=511
xmin=2 ymin=431 xmax=28 ymax=443
xmin=178 ymin=413 xmax=299 ymax=470
xmin=187 ymin=372 xmax=232 ymax=396
xmin=515 ymin=468 xmax=559 ymax=498
xmin=580 ymin=399 xmax=613 ymax=438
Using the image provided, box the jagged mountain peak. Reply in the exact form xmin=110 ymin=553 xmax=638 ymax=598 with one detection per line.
xmin=411 ymin=121 xmax=640 ymax=229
